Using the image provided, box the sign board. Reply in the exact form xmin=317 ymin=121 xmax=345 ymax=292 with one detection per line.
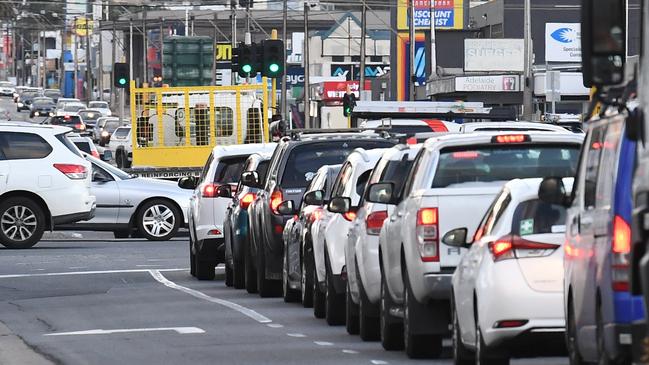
xmin=319 ymin=80 xmax=372 ymax=101
xmin=545 ymin=23 xmax=581 ymax=62
xmin=455 ymin=75 xmax=521 ymax=92
xmin=464 ymin=39 xmax=524 ymax=72
xmin=545 ymin=71 xmax=561 ymax=101
xmin=74 ymin=18 xmax=94 ymax=37
xmin=397 ymin=0 xmax=465 ymax=30
xmin=215 ymin=43 xmax=232 ymax=62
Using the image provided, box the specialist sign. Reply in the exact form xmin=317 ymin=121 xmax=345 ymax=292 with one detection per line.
xmin=397 ymin=0 xmax=465 ymax=31
xmin=545 ymin=23 xmax=581 ymax=62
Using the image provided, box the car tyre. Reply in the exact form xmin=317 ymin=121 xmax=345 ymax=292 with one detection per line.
xmin=345 ymin=283 xmax=360 ymax=335
xmin=325 ymin=252 xmax=345 ymax=326
xmin=475 ymin=309 xmax=509 ymax=365
xmin=257 ymin=247 xmax=280 ymax=297
xmin=113 ymin=230 xmax=130 ymax=239
xmin=312 ymin=258 xmax=326 ymax=318
xmin=567 ymin=299 xmax=585 ymax=365
xmin=283 ymin=246 xmax=300 ymax=302
xmin=380 ymin=274 xmax=404 ymax=350
xmin=404 ymin=268 xmax=442 ymax=359
xmin=232 ymin=258 xmax=245 ymax=289
xmin=195 ymin=256 xmax=215 ymax=281
xmin=244 ymin=243 xmax=258 ymax=293
xmin=0 ymin=197 xmax=45 ymax=249
xmin=136 ymin=199 xmax=181 ymax=241
xmin=301 ymin=246 xmax=314 ymax=308
xmin=225 ymin=263 xmax=234 ymax=287
xmin=597 ymin=301 xmax=613 ymax=365
xmin=115 ymin=150 xmax=124 ymax=168
xmin=451 ymin=294 xmax=474 ymax=365
xmin=358 ymin=260 xmax=380 ymax=341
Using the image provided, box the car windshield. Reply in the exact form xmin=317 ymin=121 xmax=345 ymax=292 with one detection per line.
xmin=64 ymin=105 xmax=85 ymax=112
xmin=432 ymin=144 xmax=581 ymax=188
xmin=44 ymin=90 xmax=60 ymax=97
xmin=511 ymin=199 xmax=567 ymax=236
xmin=50 ymin=115 xmax=82 ymax=126
xmin=104 ymin=120 xmax=121 ymax=132
xmin=79 ymin=111 xmax=100 ymax=120
xmin=33 ymin=99 xmax=54 ymax=107
xmin=281 ymin=140 xmax=395 ymax=188
xmin=0 ymin=82 xmax=13 ymax=87
xmin=89 ymin=102 xmax=108 ymax=109
xmin=22 ymin=91 xmax=38 ymax=98
xmin=86 ymin=154 xmax=133 ymax=180
xmin=113 ymin=128 xmax=130 ymax=138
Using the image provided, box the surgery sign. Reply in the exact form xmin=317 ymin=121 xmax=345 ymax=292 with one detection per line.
xmin=397 ymin=0 xmax=464 ymax=30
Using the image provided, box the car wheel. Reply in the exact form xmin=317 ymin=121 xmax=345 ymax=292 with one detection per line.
xmin=345 ymin=282 xmax=360 ymax=335
xmin=195 ymin=258 xmax=215 ymax=280
xmin=283 ymin=246 xmax=300 ymax=302
xmin=0 ymin=197 xmax=45 ymax=249
xmin=451 ymin=294 xmax=474 ymax=365
xmin=324 ymin=252 xmax=345 ymax=326
xmin=475 ymin=309 xmax=509 ymax=365
xmin=312 ymin=258 xmax=326 ymax=319
xmin=225 ymin=262 xmax=234 ymax=287
xmin=136 ymin=199 xmax=181 ymax=241
xmin=404 ymin=268 xmax=442 ymax=359
xmin=113 ymin=230 xmax=130 ymax=239
xmin=115 ymin=151 xmax=123 ymax=168
xmin=124 ymin=155 xmax=132 ymax=168
xmin=232 ymin=257 xmax=245 ymax=289
xmin=257 ymin=246 xmax=280 ymax=297
xmin=244 ymin=242 xmax=258 ymax=293
xmin=596 ymin=301 xmax=612 ymax=365
xmin=380 ymin=274 xmax=404 ymax=350
xmin=301 ymin=248 xmax=314 ymax=308
xmin=189 ymin=239 xmax=196 ymax=277
xmin=567 ymin=299 xmax=585 ymax=365
xmin=358 ymin=260 xmax=379 ymax=341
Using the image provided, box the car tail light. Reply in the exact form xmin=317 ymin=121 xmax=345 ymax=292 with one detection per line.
xmin=271 ymin=189 xmax=284 ymax=214
xmin=91 ymin=151 xmax=100 ymax=158
xmin=201 ymin=183 xmax=218 ymax=198
xmin=494 ymin=320 xmax=528 ymax=328
xmin=492 ymin=134 xmax=530 ymax=144
xmin=240 ymin=193 xmax=256 ymax=209
xmin=612 ymin=215 xmax=631 ymax=292
xmin=416 ymin=208 xmax=439 ymax=262
xmin=488 ymin=235 xmax=560 ymax=262
xmin=310 ymin=207 xmax=324 ymax=222
xmin=75 ymin=123 xmax=86 ymax=130
xmin=53 ymin=164 xmax=88 ymax=180
xmin=343 ymin=210 xmax=357 ymax=222
xmin=366 ymin=210 xmax=388 ymax=235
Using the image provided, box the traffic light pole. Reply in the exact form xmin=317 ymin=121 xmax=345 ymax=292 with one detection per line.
xmin=281 ymin=0 xmax=287 ymax=120
xmin=303 ymin=2 xmax=310 ymax=128
xmin=359 ymin=0 xmax=366 ymax=97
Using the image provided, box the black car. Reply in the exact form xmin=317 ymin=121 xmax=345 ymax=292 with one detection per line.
xmin=43 ymin=89 xmax=61 ymax=103
xmin=44 ymin=115 xmax=89 ymax=135
xmin=223 ymin=153 xmax=272 ymax=290
xmin=244 ymin=132 xmax=396 ymax=297
xmin=17 ymin=90 xmax=40 ymax=111
xmin=29 ymin=97 xmax=55 ymax=118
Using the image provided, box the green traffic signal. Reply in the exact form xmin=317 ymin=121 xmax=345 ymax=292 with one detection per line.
xmin=118 ymin=78 xmax=127 ymax=85
xmin=242 ymin=64 xmax=252 ymax=74
xmin=269 ymin=63 xmax=280 ymax=73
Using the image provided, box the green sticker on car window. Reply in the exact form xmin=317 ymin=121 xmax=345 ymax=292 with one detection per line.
xmin=520 ymin=219 xmax=534 ymax=236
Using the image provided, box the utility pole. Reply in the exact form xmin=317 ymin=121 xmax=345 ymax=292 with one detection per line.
xmin=303 ymin=2 xmax=310 ymax=128
xmin=143 ymin=7 xmax=148 ymax=85
xmin=74 ymin=25 xmax=78 ymax=98
xmin=86 ymin=16 xmax=92 ymax=101
xmin=60 ymin=24 xmax=66 ymax=92
xmin=211 ymin=14 xmax=217 ymax=86
xmin=36 ymin=31 xmax=41 ymax=88
xmin=429 ymin=0 xmax=437 ymax=80
xmin=98 ymin=23 xmax=103 ymax=101
xmin=11 ymin=21 xmax=17 ymax=79
xmin=522 ymin=0 xmax=533 ymax=120
xmin=359 ymin=0 xmax=367 ymax=99
xmin=409 ymin=0 xmax=416 ymax=101
xmin=129 ymin=20 xmax=133 ymax=86
xmin=111 ymin=22 xmax=116 ymax=105
xmin=281 ymin=0 xmax=288 ymax=120
xmin=230 ymin=1 xmax=237 ymax=86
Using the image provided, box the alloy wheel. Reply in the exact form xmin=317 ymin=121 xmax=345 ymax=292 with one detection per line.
xmin=1 ymin=205 xmax=37 ymax=241
xmin=142 ymin=204 xmax=176 ymax=238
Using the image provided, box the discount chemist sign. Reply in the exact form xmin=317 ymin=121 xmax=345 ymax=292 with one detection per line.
xmin=397 ymin=0 xmax=465 ymax=30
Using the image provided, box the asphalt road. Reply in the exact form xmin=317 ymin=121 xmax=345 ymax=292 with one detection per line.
xmin=0 ymin=96 xmax=569 ymax=364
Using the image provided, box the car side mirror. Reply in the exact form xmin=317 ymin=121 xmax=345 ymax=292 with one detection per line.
xmin=217 ymin=184 xmax=232 ymax=198
xmin=241 ymin=171 xmax=260 ymax=188
xmin=92 ymin=171 xmax=110 ymax=183
xmin=101 ymin=150 xmax=113 ymax=161
xmin=538 ymin=177 xmax=570 ymax=206
xmin=303 ymin=190 xmax=324 ymax=206
xmin=442 ymin=228 xmax=470 ymax=248
xmin=178 ymin=176 xmax=198 ymax=190
xmin=277 ymin=200 xmax=296 ymax=215
xmin=328 ymin=196 xmax=351 ymax=214
xmin=366 ymin=182 xmax=395 ymax=204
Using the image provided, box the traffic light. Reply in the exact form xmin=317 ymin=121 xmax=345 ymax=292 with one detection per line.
xmin=114 ymin=63 xmax=129 ymax=88
xmin=261 ymin=40 xmax=284 ymax=78
xmin=342 ymin=93 xmax=356 ymax=117
xmin=237 ymin=42 xmax=258 ymax=78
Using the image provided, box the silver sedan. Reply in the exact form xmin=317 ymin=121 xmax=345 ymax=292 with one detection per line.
xmin=56 ymin=155 xmax=191 ymax=240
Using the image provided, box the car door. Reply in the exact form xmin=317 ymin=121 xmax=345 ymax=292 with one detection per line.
xmin=89 ymin=163 xmax=120 ymax=224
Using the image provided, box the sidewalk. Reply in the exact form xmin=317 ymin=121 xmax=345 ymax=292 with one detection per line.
xmin=0 ymin=322 xmax=54 ymax=365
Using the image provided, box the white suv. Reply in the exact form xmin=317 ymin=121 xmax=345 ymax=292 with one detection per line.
xmin=109 ymin=126 xmax=132 ymax=168
xmin=180 ymin=143 xmax=277 ymax=280
xmin=0 ymin=123 xmax=95 ymax=248
xmin=369 ymin=132 xmax=583 ymax=358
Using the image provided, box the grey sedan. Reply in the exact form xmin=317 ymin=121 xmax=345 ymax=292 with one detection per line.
xmin=56 ymin=155 xmax=191 ymax=240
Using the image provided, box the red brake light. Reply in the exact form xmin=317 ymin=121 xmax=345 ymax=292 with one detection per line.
xmin=240 ymin=193 xmax=256 ymax=209
xmin=452 ymin=151 xmax=479 ymax=159
xmin=612 ymin=215 xmax=631 ymax=292
xmin=310 ymin=207 xmax=324 ymax=222
xmin=493 ymin=134 xmax=529 ymax=144
xmin=613 ymin=215 xmax=631 ymax=254
xmin=494 ymin=320 xmax=528 ymax=328
xmin=202 ymin=183 xmax=218 ymax=198
xmin=366 ymin=210 xmax=388 ymax=235
xmin=271 ymin=189 xmax=284 ymax=214
xmin=489 ymin=235 xmax=560 ymax=262
xmin=489 ymin=240 xmax=513 ymax=260
xmin=91 ymin=151 xmax=100 ymax=158
xmin=416 ymin=208 xmax=439 ymax=262
xmin=406 ymin=137 xmax=417 ymax=145
xmin=64 ymin=115 xmax=71 ymax=120
xmin=343 ymin=210 xmax=357 ymax=222
xmin=53 ymin=163 xmax=87 ymax=180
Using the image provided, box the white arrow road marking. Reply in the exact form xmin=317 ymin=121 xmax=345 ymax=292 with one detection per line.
xmin=314 ymin=341 xmax=333 ymax=346
xmin=148 ymin=270 xmax=272 ymax=324
xmin=44 ymin=327 xmax=205 ymax=336
xmin=0 ymin=268 xmax=186 ymax=279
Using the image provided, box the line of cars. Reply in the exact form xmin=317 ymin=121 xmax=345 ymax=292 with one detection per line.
xmin=181 ymin=118 xmax=641 ymax=363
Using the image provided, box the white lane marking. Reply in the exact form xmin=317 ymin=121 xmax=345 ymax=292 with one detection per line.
xmin=342 ymin=350 xmax=359 ymax=354
xmin=267 ymin=323 xmax=283 ymax=328
xmin=370 ymin=361 xmax=388 ymax=365
xmin=34 ymin=269 xmax=45 ymax=271
xmin=0 ymin=268 xmax=186 ymax=279
xmin=286 ymin=333 xmax=306 ymax=338
xmin=45 ymin=327 xmax=205 ymax=336
xmin=314 ymin=341 xmax=333 ymax=346
xmin=148 ymin=270 xmax=271 ymax=324
xmin=68 ymin=267 xmax=88 ymax=270
xmin=136 ymin=265 xmax=163 ymax=268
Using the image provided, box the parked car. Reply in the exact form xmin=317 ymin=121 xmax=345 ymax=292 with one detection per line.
xmin=43 ymin=115 xmax=88 ymax=136
xmin=109 ymin=126 xmax=132 ymax=168
xmin=88 ymin=101 xmax=111 ymax=117
xmin=179 ymin=143 xmax=277 ymax=280
xmin=0 ymin=122 xmax=95 ymax=248
xmin=369 ymin=131 xmax=583 ymax=358
xmin=56 ymin=154 xmax=191 ymax=240
xmin=244 ymin=132 xmax=395 ymax=297
xmin=43 ymin=89 xmax=61 ymax=103
xmin=29 ymin=97 xmax=56 ymax=118
xmin=16 ymin=89 xmax=41 ymax=112
xmin=449 ymin=177 xmax=573 ymax=364
xmin=283 ymin=164 xmax=341 ymax=309
xmin=346 ymin=143 xmax=421 ymax=344
xmin=0 ymin=81 xmax=16 ymax=97
xmin=223 ymin=152 xmax=272 ymax=289
xmin=541 ymin=116 xmax=644 ymax=364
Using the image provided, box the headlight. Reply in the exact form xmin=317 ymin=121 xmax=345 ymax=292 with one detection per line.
xmin=17 ymin=102 xmax=23 ymax=107
xmin=101 ymin=131 xmax=109 ymax=137
xmin=49 ymin=112 xmax=54 ymax=117
xmin=34 ymin=111 xmax=39 ymax=116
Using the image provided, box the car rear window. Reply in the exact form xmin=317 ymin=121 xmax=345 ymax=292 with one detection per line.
xmin=50 ymin=116 xmax=82 ymax=125
xmin=214 ymin=156 xmax=249 ymax=184
xmin=257 ymin=160 xmax=270 ymax=182
xmin=55 ymin=133 xmax=83 ymax=157
xmin=281 ymin=140 xmax=394 ymax=188
xmin=511 ymin=199 xmax=567 ymax=236
xmin=105 ymin=121 xmax=121 ymax=132
xmin=73 ymin=141 xmax=92 ymax=154
xmin=0 ymin=132 xmax=53 ymax=160
xmin=380 ymin=158 xmax=415 ymax=197
xmin=113 ymin=128 xmax=130 ymax=138
xmin=432 ymin=144 xmax=580 ymax=188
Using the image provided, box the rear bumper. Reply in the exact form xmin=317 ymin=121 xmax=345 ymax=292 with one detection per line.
xmin=195 ymin=237 xmax=225 ymax=263
xmin=502 ymin=328 xmax=566 ymax=357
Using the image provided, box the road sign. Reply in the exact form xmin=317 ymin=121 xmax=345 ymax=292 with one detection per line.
xmin=545 ymin=70 xmax=561 ymax=102
xmin=74 ymin=18 xmax=94 ymax=37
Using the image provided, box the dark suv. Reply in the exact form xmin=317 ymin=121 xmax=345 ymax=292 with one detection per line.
xmin=244 ymin=133 xmax=395 ymax=297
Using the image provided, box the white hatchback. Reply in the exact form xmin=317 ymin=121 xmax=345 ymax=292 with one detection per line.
xmin=449 ymin=178 xmax=572 ymax=364
xmin=0 ymin=123 xmax=95 ymax=248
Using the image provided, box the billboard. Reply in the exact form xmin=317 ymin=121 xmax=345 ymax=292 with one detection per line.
xmin=464 ymin=39 xmax=524 ymax=72
xmin=455 ymin=75 xmax=522 ymax=92
xmin=396 ymin=32 xmax=427 ymax=101
xmin=545 ymin=23 xmax=581 ymax=62
xmin=397 ymin=0 xmax=465 ymax=31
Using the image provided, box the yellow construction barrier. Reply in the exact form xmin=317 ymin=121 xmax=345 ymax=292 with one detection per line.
xmin=129 ymin=80 xmax=270 ymax=168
